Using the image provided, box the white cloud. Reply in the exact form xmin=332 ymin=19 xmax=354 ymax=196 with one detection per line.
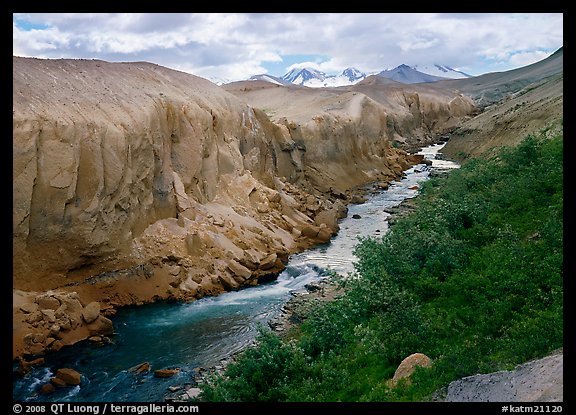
xmin=12 ymin=13 xmax=563 ymax=82
xmin=13 ymin=21 xmax=71 ymax=56
xmin=509 ymin=50 xmax=553 ymax=67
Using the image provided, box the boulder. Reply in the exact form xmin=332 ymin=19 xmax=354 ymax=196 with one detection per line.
xmin=184 ymin=387 xmax=202 ymax=400
xmin=56 ymin=368 xmax=82 ymax=385
xmin=219 ymin=273 xmax=240 ymax=290
xmin=33 ymin=332 xmax=47 ymax=344
xmin=128 ymin=362 xmax=151 ymax=375
xmin=40 ymin=383 xmax=55 ymax=394
xmin=17 ymin=357 xmax=45 ymax=375
xmin=239 ymin=249 xmax=262 ymax=269
xmin=227 ymin=260 xmax=253 ymax=280
xmin=50 ymin=340 xmax=65 ymax=352
xmin=41 ymin=309 xmax=56 ymax=323
xmin=35 ymin=295 xmax=60 ymax=310
xmin=390 ymin=353 xmax=432 ymax=386
xmin=25 ymin=311 xmax=43 ymax=324
xmin=87 ymin=315 xmax=114 ymax=336
xmin=19 ymin=303 xmax=38 ymax=314
xmin=82 ymin=302 xmax=101 ymax=324
xmin=154 ymin=368 xmax=180 ymax=378
xmin=301 ymin=225 xmax=319 ymax=238
xmin=60 ymin=296 xmax=84 ymax=314
xmin=445 ymin=350 xmax=563 ymax=402
xmin=316 ymin=227 xmax=333 ymax=243
xmin=166 ymin=265 xmax=181 ymax=276
xmin=27 ymin=343 xmax=45 ymax=356
xmin=259 ymin=253 xmax=278 ymax=271
xmin=50 ymin=377 xmax=67 ymax=388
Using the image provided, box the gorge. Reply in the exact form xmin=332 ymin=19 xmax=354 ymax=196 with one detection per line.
xmin=13 ymin=56 xmax=474 ymax=361
xmin=13 ymin=48 xmax=563 ymax=402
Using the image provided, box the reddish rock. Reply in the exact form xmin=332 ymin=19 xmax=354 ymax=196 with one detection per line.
xmin=17 ymin=357 xmax=45 ymax=375
xmin=40 ymin=383 xmax=55 ymax=394
xmin=50 ymin=340 xmax=65 ymax=352
xmin=154 ymin=368 xmax=180 ymax=378
xmin=27 ymin=343 xmax=45 ymax=356
xmin=50 ymin=377 xmax=67 ymax=388
xmin=56 ymin=368 xmax=82 ymax=385
xmin=129 ymin=362 xmax=151 ymax=374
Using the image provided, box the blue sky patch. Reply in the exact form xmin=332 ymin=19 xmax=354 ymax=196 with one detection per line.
xmin=14 ymin=18 xmax=50 ymax=31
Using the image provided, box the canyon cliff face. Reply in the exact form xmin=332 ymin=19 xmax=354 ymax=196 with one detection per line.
xmin=13 ymin=57 xmax=475 ymax=360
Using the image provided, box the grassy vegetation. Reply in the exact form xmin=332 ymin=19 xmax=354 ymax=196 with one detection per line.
xmin=200 ymin=132 xmax=563 ymax=402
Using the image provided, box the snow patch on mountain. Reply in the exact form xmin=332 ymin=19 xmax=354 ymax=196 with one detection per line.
xmin=412 ymin=64 xmax=472 ymax=79
xmin=249 ymin=74 xmax=288 ymax=85
xmin=280 ymin=67 xmax=366 ymax=88
xmin=377 ymin=64 xmax=449 ymax=84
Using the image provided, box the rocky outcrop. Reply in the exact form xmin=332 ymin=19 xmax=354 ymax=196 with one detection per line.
xmin=13 ymin=290 xmax=114 ymax=358
xmin=38 ymin=367 xmax=82 ymax=394
xmin=445 ymin=349 xmax=563 ymax=402
xmin=13 ymin=57 xmax=473 ymax=361
xmin=224 ymin=79 xmax=477 ymax=162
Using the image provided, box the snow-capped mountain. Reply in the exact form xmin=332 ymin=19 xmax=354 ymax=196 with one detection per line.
xmin=244 ymin=63 xmax=471 ymax=88
xmin=377 ymin=64 xmax=449 ymax=84
xmin=207 ymin=76 xmax=234 ymax=86
xmin=341 ymin=67 xmax=366 ymax=82
xmin=249 ymin=74 xmax=290 ymax=85
xmin=280 ymin=67 xmax=366 ymax=88
xmin=282 ymin=67 xmax=328 ymax=85
xmin=411 ymin=64 xmax=472 ymax=79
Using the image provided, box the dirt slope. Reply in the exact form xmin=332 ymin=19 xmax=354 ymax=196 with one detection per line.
xmin=435 ymin=47 xmax=563 ymax=109
xmin=442 ymin=72 xmax=563 ymax=160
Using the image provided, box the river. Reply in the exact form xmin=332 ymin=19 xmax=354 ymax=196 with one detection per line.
xmin=12 ymin=142 xmax=459 ymax=402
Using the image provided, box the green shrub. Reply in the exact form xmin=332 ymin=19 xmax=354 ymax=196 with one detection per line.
xmin=201 ymin=133 xmax=563 ymax=402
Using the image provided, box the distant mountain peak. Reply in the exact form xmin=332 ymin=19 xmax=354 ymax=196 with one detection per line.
xmin=277 ymin=66 xmax=366 ymax=88
xmin=282 ymin=67 xmax=327 ymax=85
xmin=377 ymin=64 xmax=449 ymax=84
xmin=247 ymin=62 xmax=469 ymax=88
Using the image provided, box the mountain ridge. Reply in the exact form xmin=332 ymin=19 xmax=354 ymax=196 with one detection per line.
xmin=242 ymin=63 xmax=471 ymax=88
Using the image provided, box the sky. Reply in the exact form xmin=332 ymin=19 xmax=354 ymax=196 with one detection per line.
xmin=13 ymin=13 xmax=563 ymax=83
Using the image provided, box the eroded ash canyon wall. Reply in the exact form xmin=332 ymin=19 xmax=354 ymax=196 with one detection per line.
xmin=13 ymin=57 xmax=475 ymax=360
